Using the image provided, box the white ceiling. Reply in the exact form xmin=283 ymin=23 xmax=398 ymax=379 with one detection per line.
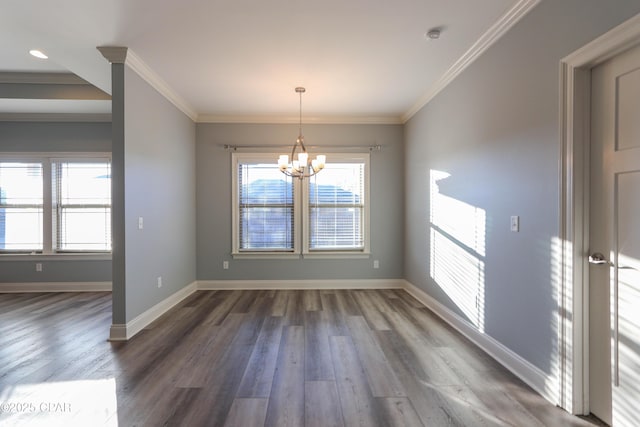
xmin=0 ymin=0 xmax=534 ymax=123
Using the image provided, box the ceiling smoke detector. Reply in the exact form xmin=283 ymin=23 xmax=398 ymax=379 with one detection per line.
xmin=425 ymin=29 xmax=441 ymax=40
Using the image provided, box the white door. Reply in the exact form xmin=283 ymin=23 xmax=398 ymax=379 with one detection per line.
xmin=590 ymin=43 xmax=640 ymax=427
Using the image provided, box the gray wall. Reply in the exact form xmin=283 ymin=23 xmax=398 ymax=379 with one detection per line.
xmin=119 ymin=66 xmax=197 ymax=321
xmin=0 ymin=121 xmax=111 ymax=152
xmin=196 ymin=123 xmax=404 ymax=281
xmin=0 ymin=121 xmax=112 ymax=283
xmin=404 ymin=0 xmax=640 ymax=374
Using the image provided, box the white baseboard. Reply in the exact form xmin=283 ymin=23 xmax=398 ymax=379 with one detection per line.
xmin=108 ymin=324 xmax=128 ymax=341
xmin=103 ymin=276 xmax=558 ymax=408
xmin=0 ymin=281 xmax=112 ymax=293
xmin=196 ymin=278 xmax=405 ymax=290
xmin=109 ymin=281 xmax=197 ymax=341
xmin=402 ymin=280 xmax=559 ymax=406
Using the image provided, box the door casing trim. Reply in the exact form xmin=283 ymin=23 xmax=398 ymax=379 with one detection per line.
xmin=559 ymin=12 xmax=640 ymax=415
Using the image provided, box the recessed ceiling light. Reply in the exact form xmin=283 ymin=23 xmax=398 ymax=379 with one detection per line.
xmin=29 ymin=49 xmax=48 ymax=59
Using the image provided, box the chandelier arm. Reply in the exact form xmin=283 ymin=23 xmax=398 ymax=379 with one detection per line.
xmin=281 ymin=164 xmax=319 ymax=179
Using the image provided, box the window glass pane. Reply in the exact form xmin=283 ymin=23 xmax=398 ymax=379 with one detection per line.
xmin=0 ymin=162 xmax=43 ymax=251
xmin=309 ymin=163 xmax=364 ymax=250
xmin=54 ymin=162 xmax=111 ymax=251
xmin=59 ymin=207 xmax=111 ymax=251
xmin=58 ymin=163 xmax=111 ymax=205
xmin=238 ymin=163 xmax=294 ymax=250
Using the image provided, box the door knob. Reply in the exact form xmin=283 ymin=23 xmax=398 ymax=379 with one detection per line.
xmin=588 ymin=252 xmax=611 ymax=265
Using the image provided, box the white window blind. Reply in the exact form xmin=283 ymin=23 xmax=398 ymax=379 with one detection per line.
xmin=232 ymin=152 xmax=369 ymax=258
xmin=0 ymin=154 xmax=111 ymax=255
xmin=0 ymin=162 xmax=44 ymax=251
xmin=308 ymin=162 xmax=365 ymax=250
xmin=238 ymin=162 xmax=294 ymax=251
xmin=53 ymin=161 xmax=111 ymax=251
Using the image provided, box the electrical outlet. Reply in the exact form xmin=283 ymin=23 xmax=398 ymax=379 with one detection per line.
xmin=138 ymin=217 xmax=144 ymax=230
xmin=373 ymin=260 xmax=379 ymax=269
xmin=35 ymin=263 xmax=42 ymax=272
xmin=223 ymin=261 xmax=229 ymax=270
xmin=157 ymin=276 xmax=162 ymax=288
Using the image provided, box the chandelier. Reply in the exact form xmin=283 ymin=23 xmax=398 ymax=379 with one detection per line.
xmin=278 ymin=87 xmax=326 ymax=179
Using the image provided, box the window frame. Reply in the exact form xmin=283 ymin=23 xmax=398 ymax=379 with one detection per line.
xmin=231 ymin=151 xmax=370 ymax=259
xmin=51 ymin=157 xmax=112 ymax=253
xmin=0 ymin=160 xmax=44 ymax=253
xmin=231 ymin=152 xmax=301 ymax=259
xmin=302 ymin=152 xmax=370 ymax=259
xmin=0 ymin=152 xmax=112 ymax=261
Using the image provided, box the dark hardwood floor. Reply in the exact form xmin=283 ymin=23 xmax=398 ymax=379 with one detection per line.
xmin=0 ymin=289 xmax=603 ymax=426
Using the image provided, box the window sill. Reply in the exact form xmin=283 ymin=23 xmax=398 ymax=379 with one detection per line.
xmin=0 ymin=253 xmax=112 ymax=262
xmin=231 ymin=251 xmax=370 ymax=260
xmin=232 ymin=252 xmax=301 ymax=260
xmin=302 ymin=252 xmax=370 ymax=260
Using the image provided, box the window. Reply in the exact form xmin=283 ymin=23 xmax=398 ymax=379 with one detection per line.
xmin=236 ymin=158 xmax=295 ymax=252
xmin=53 ymin=161 xmax=111 ymax=251
xmin=306 ymin=161 xmax=366 ymax=251
xmin=0 ymin=162 xmax=43 ymax=251
xmin=232 ymin=152 xmax=369 ymax=258
xmin=0 ymin=154 xmax=111 ymax=254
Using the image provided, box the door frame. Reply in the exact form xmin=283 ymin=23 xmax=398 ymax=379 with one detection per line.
xmin=559 ymin=12 xmax=640 ymax=415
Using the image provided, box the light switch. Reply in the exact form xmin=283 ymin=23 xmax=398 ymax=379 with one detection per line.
xmin=510 ymin=215 xmax=520 ymax=232
xmin=138 ymin=216 xmax=144 ymax=230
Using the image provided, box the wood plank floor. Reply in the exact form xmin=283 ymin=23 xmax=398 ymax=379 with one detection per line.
xmin=0 ymin=289 xmax=604 ymax=427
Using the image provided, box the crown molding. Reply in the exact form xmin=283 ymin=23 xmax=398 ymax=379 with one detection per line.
xmin=124 ymin=50 xmax=198 ymax=121
xmin=94 ymin=0 xmax=540 ymax=127
xmin=0 ymin=112 xmax=112 ymax=122
xmin=402 ymin=0 xmax=541 ymax=123
xmin=196 ymin=114 xmax=403 ymax=125
xmin=97 ymin=46 xmax=197 ymax=121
